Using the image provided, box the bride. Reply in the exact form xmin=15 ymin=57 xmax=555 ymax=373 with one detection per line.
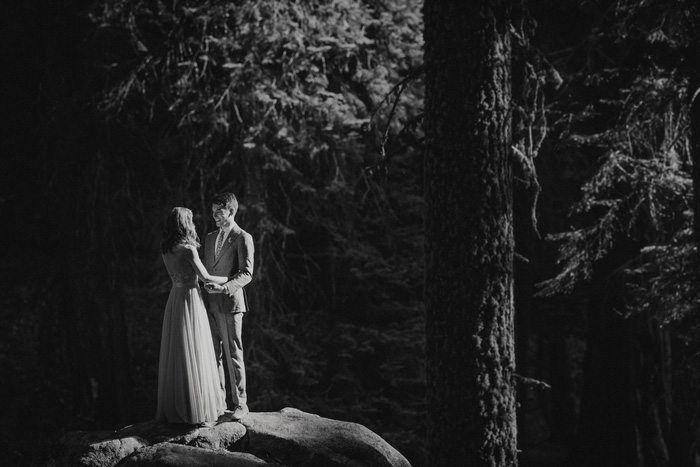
xmin=156 ymin=207 xmax=226 ymax=426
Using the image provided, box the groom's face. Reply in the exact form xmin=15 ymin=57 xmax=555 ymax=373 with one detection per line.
xmin=212 ymin=203 xmax=232 ymax=229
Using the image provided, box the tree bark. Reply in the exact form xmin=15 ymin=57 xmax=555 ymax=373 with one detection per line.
xmin=423 ymin=2 xmax=517 ymax=466
xmin=675 ymin=4 xmax=700 ymax=465
xmin=687 ymin=1 xmax=700 ymax=247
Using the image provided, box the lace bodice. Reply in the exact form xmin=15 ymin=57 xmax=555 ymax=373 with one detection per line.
xmin=163 ymin=246 xmax=200 ymax=288
xmin=168 ymin=268 xmax=198 ymax=287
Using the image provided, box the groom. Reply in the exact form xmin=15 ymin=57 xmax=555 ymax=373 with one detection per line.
xmin=203 ymin=192 xmax=254 ymax=420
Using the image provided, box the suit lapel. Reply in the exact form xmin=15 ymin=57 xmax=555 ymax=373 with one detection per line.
xmin=205 ymin=231 xmax=216 ymax=269
xmin=213 ymin=230 xmax=239 ymax=268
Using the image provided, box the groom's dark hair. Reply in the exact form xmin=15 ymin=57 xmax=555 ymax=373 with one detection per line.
xmin=211 ymin=192 xmax=238 ymax=216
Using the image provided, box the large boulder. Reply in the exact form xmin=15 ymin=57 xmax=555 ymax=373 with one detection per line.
xmin=42 ymin=408 xmax=411 ymax=467
xmin=43 ymin=417 xmax=246 ymax=467
xmin=241 ymin=408 xmax=412 ymax=467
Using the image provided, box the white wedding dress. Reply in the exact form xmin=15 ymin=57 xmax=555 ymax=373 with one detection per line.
xmin=156 ymin=245 xmax=225 ymax=424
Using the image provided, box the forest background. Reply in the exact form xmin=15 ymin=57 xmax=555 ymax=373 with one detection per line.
xmin=1 ymin=1 xmax=699 ymax=467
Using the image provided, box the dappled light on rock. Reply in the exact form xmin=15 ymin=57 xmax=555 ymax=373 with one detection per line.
xmin=42 ymin=408 xmax=411 ymax=467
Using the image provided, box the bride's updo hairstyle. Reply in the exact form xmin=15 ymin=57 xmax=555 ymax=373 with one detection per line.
xmin=161 ymin=207 xmax=201 ymax=254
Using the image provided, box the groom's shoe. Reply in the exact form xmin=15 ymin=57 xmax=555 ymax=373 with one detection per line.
xmin=232 ymin=405 xmax=249 ymax=420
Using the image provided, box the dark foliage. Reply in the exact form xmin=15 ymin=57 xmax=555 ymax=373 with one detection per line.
xmin=535 ymin=0 xmax=700 ymax=464
xmin=2 ymin=1 xmax=427 ymax=466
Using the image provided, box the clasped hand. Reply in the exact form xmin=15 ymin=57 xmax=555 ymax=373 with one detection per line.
xmin=203 ymin=282 xmax=225 ymax=293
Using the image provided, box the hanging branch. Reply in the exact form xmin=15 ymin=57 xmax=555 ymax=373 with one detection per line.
xmin=364 ymin=65 xmax=424 ymax=174
xmin=509 ymin=0 xmax=560 ymax=241
xmin=512 ymin=144 xmax=542 ymax=239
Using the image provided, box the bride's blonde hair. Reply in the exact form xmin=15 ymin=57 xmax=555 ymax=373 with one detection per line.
xmin=160 ymin=207 xmax=201 ymax=254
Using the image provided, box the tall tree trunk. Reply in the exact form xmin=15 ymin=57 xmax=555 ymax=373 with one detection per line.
xmin=677 ymin=3 xmax=700 ymax=466
xmin=687 ymin=0 xmax=700 ymax=247
xmin=691 ymin=63 xmax=700 ymax=246
xmin=423 ymin=2 xmax=517 ymax=466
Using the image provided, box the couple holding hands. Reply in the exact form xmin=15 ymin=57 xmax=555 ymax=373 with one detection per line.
xmin=157 ymin=192 xmax=254 ymax=427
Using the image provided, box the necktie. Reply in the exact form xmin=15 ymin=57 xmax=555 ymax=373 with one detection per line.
xmin=215 ymin=230 xmax=225 ymax=257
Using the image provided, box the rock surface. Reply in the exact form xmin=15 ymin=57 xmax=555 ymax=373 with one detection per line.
xmin=115 ymin=444 xmax=274 ymax=467
xmin=241 ymin=408 xmax=412 ymax=467
xmin=44 ymin=416 xmax=247 ymax=467
xmin=42 ymin=408 xmax=411 ymax=467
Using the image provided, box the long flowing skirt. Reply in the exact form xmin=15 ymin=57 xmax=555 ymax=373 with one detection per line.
xmin=156 ymin=284 xmax=225 ymax=424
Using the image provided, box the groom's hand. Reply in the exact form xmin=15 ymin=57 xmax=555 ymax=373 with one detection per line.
xmin=204 ymin=283 xmax=225 ymax=293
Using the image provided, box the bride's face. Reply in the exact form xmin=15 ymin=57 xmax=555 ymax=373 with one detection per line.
xmin=212 ymin=203 xmax=232 ymax=229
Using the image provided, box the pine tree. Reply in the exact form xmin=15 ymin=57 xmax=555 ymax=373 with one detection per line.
xmin=423 ymin=1 xmax=518 ymax=465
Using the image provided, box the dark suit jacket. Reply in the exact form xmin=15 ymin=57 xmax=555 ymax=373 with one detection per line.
xmin=203 ymin=226 xmax=254 ymax=313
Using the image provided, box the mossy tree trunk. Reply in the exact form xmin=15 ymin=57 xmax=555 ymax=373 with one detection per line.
xmin=423 ymin=1 xmax=517 ymax=466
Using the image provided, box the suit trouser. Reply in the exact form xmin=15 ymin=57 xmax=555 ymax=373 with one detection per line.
xmin=208 ymin=309 xmax=247 ymax=409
